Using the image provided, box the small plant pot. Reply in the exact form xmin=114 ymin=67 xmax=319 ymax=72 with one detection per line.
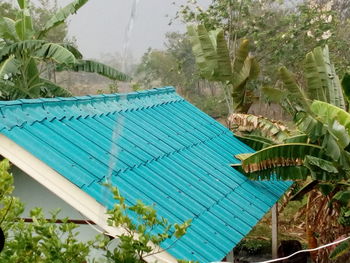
xmin=0 ymin=227 xmax=4 ymax=252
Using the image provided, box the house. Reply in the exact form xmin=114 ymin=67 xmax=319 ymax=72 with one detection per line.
xmin=0 ymin=87 xmax=291 ymax=262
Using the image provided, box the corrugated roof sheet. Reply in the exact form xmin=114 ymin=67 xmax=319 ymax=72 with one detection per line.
xmin=0 ymin=87 xmax=291 ymax=262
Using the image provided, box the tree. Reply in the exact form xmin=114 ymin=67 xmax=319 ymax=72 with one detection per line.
xmin=187 ymin=24 xmax=259 ymax=113
xmin=136 ymin=32 xmax=199 ymax=93
xmin=0 ymin=0 xmax=129 ymax=100
xmin=176 ymin=0 xmax=350 ymax=81
xmin=234 ymin=46 xmax=350 ymax=262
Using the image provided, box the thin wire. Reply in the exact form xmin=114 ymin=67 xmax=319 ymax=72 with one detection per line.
xmin=251 ymin=236 xmax=350 ymax=263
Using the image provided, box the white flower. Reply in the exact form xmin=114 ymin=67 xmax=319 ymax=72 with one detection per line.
xmin=281 ymin=34 xmax=286 ymax=39
xmin=326 ymin=15 xmax=333 ymax=23
xmin=3 ymin=74 xmax=9 ymax=80
xmin=307 ymin=30 xmax=314 ymax=38
xmin=321 ymin=30 xmax=332 ymax=40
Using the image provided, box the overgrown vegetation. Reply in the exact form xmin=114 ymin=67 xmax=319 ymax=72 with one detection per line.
xmin=0 ymin=0 xmax=129 ymax=100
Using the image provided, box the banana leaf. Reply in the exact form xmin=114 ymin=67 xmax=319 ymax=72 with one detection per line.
xmin=187 ymin=25 xmax=218 ymax=81
xmin=279 ymin=66 xmax=310 ymax=113
xmin=25 ymin=58 xmax=41 ymax=98
xmin=0 ymin=56 xmax=20 ymax=80
xmin=341 ymin=72 xmax=350 ymax=106
xmin=312 ymin=46 xmax=346 ymax=109
xmin=233 ymin=39 xmax=249 ymax=74
xmin=237 ymin=143 xmax=323 ymax=180
xmin=209 ymin=29 xmax=232 ymax=80
xmin=295 ymin=111 xmax=326 ymax=142
xmin=235 ymin=134 xmax=275 ymax=151
xmin=58 ymin=60 xmax=130 ymax=81
xmin=34 ymin=43 xmax=76 ymax=65
xmin=235 ymin=165 xmax=309 ymax=181
xmin=60 ymin=43 xmax=83 ymax=59
xmin=40 ymin=78 xmax=72 ymax=97
xmin=15 ymin=2 xmax=34 ymax=40
xmin=304 ymin=51 xmax=327 ymax=102
xmin=38 ymin=0 xmax=89 ymax=39
xmin=311 ymin=100 xmax=350 ymax=136
xmin=304 ymin=155 xmax=341 ymax=180
xmin=283 ymin=134 xmax=308 ymax=143
xmin=0 ymin=40 xmax=46 ymax=62
xmin=332 ymin=190 xmax=350 ymax=206
xmin=0 ymin=17 xmax=18 ymax=42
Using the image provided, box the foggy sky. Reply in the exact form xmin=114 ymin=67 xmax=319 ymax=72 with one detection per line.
xmin=54 ymin=0 xmax=209 ymax=61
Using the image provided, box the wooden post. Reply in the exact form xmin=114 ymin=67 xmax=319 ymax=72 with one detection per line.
xmin=226 ymin=250 xmax=234 ymax=262
xmin=272 ymin=203 xmax=278 ymax=259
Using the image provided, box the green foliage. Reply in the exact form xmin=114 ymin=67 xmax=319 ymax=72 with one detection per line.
xmin=191 ymin=95 xmax=228 ymax=119
xmin=177 ymin=0 xmax=350 ymax=78
xmin=100 ymin=186 xmax=192 ymax=263
xmin=329 ymin=240 xmax=350 ymax=260
xmin=187 ymin=24 xmax=259 ymax=113
xmin=136 ymin=32 xmax=199 ymax=92
xmin=0 ymin=160 xmax=23 ymax=234
xmin=233 ymin=46 xmax=350 ymax=260
xmin=0 ymin=208 xmax=92 ymax=263
xmin=37 ymin=0 xmax=88 ymax=40
xmin=0 ymin=0 xmax=128 ymax=100
xmin=234 ymin=239 xmax=271 ymax=256
xmin=0 ymin=159 xmax=93 ymax=263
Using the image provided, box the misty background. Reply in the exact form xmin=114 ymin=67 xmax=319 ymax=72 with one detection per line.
xmin=33 ymin=0 xmax=209 ymax=61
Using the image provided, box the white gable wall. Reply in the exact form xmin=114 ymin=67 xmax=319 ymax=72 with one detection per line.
xmin=13 ymin=167 xmax=106 ymax=260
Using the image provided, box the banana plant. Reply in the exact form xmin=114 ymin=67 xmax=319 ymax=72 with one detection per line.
xmin=0 ymin=0 xmax=129 ymax=100
xmin=233 ymin=46 xmax=350 ymax=261
xmin=234 ymin=100 xmax=350 ymax=261
xmin=187 ymin=24 xmax=259 ymax=113
xmin=262 ymin=45 xmax=346 ymax=116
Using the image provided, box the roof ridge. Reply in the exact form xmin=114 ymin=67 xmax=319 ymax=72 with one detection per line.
xmin=0 ymin=87 xmax=179 ymax=131
xmin=0 ymin=86 xmax=176 ymax=106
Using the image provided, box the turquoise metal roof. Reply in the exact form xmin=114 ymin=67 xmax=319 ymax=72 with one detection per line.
xmin=0 ymin=87 xmax=291 ymax=262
